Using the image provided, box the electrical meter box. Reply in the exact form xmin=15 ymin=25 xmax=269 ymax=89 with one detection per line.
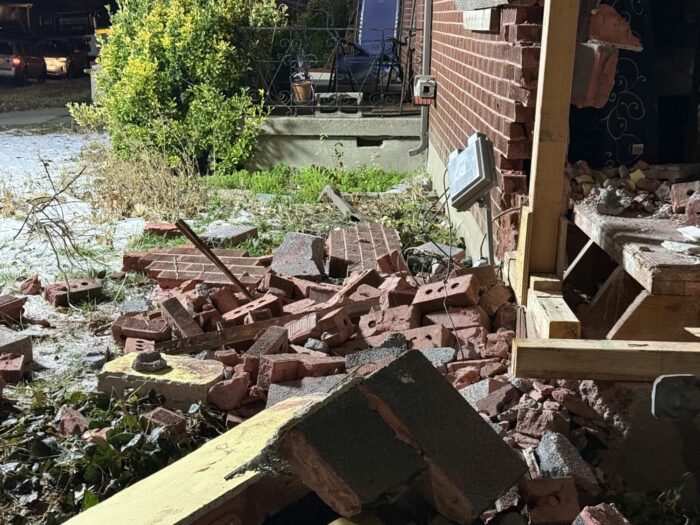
xmin=447 ymin=133 xmax=497 ymax=211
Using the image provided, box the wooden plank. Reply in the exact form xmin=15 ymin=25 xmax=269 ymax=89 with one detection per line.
xmin=463 ymin=9 xmax=499 ymax=32
xmin=509 ymin=205 xmax=532 ymax=305
xmin=555 ymin=217 xmax=569 ymax=278
xmin=686 ymin=327 xmax=700 ymax=339
xmin=529 ymin=274 xmax=562 ymax=293
xmin=573 ymin=203 xmax=700 ymax=295
xmin=576 ymin=266 xmax=642 ymax=339
xmin=606 ymin=291 xmax=700 ymax=342
xmin=525 ymin=0 xmax=580 ymax=275
xmin=512 ymin=338 xmax=700 ymax=382
xmin=526 ymin=289 xmax=581 ymax=339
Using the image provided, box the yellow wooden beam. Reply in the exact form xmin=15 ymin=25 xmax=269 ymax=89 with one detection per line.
xmin=526 ymin=289 xmax=581 ymax=339
xmin=512 ymin=338 xmax=700 ymax=381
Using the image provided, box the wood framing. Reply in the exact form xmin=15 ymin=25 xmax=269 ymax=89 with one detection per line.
xmin=520 ymin=0 xmax=580 ymax=278
xmin=512 ymin=338 xmax=700 ymax=381
xmin=526 ymin=290 xmax=581 ymax=339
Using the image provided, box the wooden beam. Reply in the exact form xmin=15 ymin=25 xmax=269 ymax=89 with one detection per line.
xmin=523 ymin=0 xmax=580 ymax=275
xmin=529 ymin=274 xmax=562 ymax=293
xmin=508 ymin=205 xmax=532 ymax=305
xmin=607 ymin=291 xmax=700 ymax=342
xmin=526 ymin=289 xmax=581 ymax=339
xmin=512 ymin=338 xmax=700 ymax=381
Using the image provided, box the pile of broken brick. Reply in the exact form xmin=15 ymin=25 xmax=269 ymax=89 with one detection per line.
xmin=92 ymin=223 xmax=631 ymax=524
xmin=567 ymin=160 xmax=699 ymax=223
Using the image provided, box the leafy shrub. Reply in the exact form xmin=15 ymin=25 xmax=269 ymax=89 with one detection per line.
xmin=204 ymin=164 xmax=406 ymax=202
xmin=70 ymin=0 xmax=284 ymax=174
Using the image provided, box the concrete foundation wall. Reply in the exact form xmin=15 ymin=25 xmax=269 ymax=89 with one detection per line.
xmin=247 ymin=116 xmax=427 ymax=172
xmin=427 ymin=142 xmax=488 ymax=263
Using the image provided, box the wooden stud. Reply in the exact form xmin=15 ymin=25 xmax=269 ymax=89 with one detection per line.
xmin=509 ymin=205 xmax=533 ymax=305
xmin=529 ymin=274 xmax=562 ymax=293
xmin=606 ymin=291 xmax=700 ymax=342
xmin=524 ymin=0 xmax=580 ymax=275
xmin=526 ymin=290 xmax=581 ymax=339
xmin=512 ymin=338 xmax=700 ymax=382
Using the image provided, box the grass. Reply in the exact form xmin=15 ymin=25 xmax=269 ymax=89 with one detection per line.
xmin=126 ymin=231 xmax=189 ymax=251
xmin=0 ymin=77 xmax=91 ymax=113
xmin=204 ymin=164 xmax=407 ymax=203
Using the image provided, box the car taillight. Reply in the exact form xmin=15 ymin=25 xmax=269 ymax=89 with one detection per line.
xmin=11 ymin=56 xmax=21 ymax=67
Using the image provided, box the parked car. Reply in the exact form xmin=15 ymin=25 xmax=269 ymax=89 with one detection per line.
xmin=0 ymin=38 xmax=46 ymax=86
xmin=35 ymin=37 xmax=89 ymax=78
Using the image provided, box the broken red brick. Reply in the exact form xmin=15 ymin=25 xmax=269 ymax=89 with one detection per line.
xmin=0 ymin=327 xmax=32 ymax=361
xmin=494 ymin=303 xmax=517 ymax=331
xmin=209 ymin=287 xmax=240 ymax=314
xmin=44 ymin=278 xmax=102 ymax=307
xmin=571 ymin=42 xmax=619 ymax=109
xmin=378 ymin=290 xmax=415 ymax=309
xmin=282 ymin=298 xmax=319 ymax=315
xmin=552 ymin=388 xmax=600 ymax=420
xmin=358 ymin=305 xmax=420 ymax=338
xmin=144 ymin=222 xmax=181 ymax=238
xmin=140 ymin=406 xmax=187 ymax=440
xmin=245 ymin=326 xmax=289 ymax=357
xmin=160 ymin=297 xmax=204 ymax=338
xmin=479 ymin=284 xmax=513 ymax=317
xmin=222 ymin=294 xmax=283 ymax=325
xmin=474 ymin=383 xmax=518 ymax=418
xmin=575 ymin=503 xmax=631 ymax=525
xmin=480 ymin=361 xmax=508 ymax=378
xmin=243 ymin=309 xmax=273 ymax=324
xmin=56 ymin=406 xmax=89 ymax=437
xmin=0 ymin=353 xmax=25 ymax=383
xmin=326 ymin=223 xmax=403 ymax=278
xmin=451 ymin=366 xmax=481 ymax=390
xmin=516 ymin=408 xmax=570 ymax=438
xmin=375 ymin=249 xmax=409 ymax=274
xmin=123 ymin=338 xmax=155 ymax=354
xmin=257 ymin=354 xmax=301 ymax=389
xmin=348 ymin=284 xmax=382 ymax=302
xmin=296 ymin=354 xmax=345 ymax=378
xmin=482 ymin=330 xmax=514 ymax=359
xmin=207 ymin=372 xmax=250 ymax=410
xmin=378 ymin=275 xmax=414 ymax=293
xmin=520 ymin=477 xmax=580 ymax=525
xmin=446 ymin=358 xmax=500 ymax=375
xmin=0 ymin=295 xmax=27 ymax=325
xmin=122 ymin=251 xmax=147 ymax=273
xmin=214 ymin=349 xmax=242 ymax=367
xmin=423 ymin=306 xmax=491 ymax=331
xmin=412 ymin=275 xmax=479 ymax=313
xmin=402 ymin=324 xmax=455 ymax=349
xmin=588 ymin=4 xmax=643 ymax=51
xmin=287 ymin=314 xmax=322 ymax=344
xmin=259 ymin=272 xmax=295 ymax=297
xmin=112 ymin=315 xmax=172 ymax=344
xmin=449 ymin=265 xmax=498 ymax=292
xmin=317 ymin=308 xmax=354 ymax=346
xmin=687 ymin=193 xmax=700 ymax=226
xmin=670 ymin=182 xmax=700 ymax=214
xmin=20 ymin=275 xmax=41 ymax=295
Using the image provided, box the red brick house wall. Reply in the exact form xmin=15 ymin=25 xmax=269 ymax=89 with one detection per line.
xmin=403 ymin=0 xmax=544 ymax=257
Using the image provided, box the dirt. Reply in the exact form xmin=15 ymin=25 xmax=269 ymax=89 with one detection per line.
xmin=0 ymin=77 xmax=91 ymax=113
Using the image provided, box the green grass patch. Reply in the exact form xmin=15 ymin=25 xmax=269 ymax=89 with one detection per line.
xmin=126 ymin=232 xmax=189 ymax=251
xmin=204 ymin=164 xmax=406 ymax=203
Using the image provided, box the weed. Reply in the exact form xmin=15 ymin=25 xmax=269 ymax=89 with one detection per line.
xmin=126 ymin=232 xmax=189 ymax=251
xmin=203 ymin=164 xmax=407 ymax=203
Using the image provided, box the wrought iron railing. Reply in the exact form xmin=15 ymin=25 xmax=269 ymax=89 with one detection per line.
xmin=240 ymin=26 xmax=423 ymax=117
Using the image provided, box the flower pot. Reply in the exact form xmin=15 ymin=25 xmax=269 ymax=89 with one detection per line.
xmin=292 ymin=80 xmax=313 ymax=104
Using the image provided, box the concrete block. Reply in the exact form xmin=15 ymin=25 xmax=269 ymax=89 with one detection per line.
xmin=412 ymin=275 xmax=479 ymax=313
xmin=44 ymin=278 xmax=102 ymax=307
xmin=519 ymin=477 xmax=580 ymax=525
xmin=0 ymin=327 xmax=32 ymax=361
xmin=266 ymin=375 xmax=348 ymax=407
xmin=200 ymin=223 xmax=257 ymax=247
xmin=360 ymin=352 xmax=527 ymax=524
xmin=279 ymin=386 xmax=426 ymax=517
xmin=271 ymin=232 xmax=325 ymax=281
xmin=97 ymin=353 xmax=224 ymax=409
xmin=358 ymin=305 xmax=420 ymax=338
xmin=537 ymin=431 xmax=599 ymax=497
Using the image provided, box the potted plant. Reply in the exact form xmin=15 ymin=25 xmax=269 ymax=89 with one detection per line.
xmin=291 ymin=51 xmax=314 ymax=104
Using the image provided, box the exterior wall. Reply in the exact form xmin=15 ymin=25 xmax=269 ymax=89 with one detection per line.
xmin=247 ymin=116 xmax=427 ymax=173
xmin=408 ymin=0 xmax=544 ymax=260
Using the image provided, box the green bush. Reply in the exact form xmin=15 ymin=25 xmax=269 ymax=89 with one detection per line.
xmin=70 ymin=0 xmax=284 ymax=173
xmin=204 ymin=164 xmax=406 ymax=202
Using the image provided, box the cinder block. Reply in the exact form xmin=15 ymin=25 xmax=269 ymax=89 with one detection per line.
xmin=271 ymin=232 xmax=325 ymax=281
xmin=359 ymin=352 xmax=527 ymax=524
xmin=160 ymin=297 xmax=204 ymax=338
xmin=44 ymin=278 xmax=102 ymax=307
xmin=358 ymin=305 xmax=420 ymax=338
xmin=412 ymin=275 xmax=479 ymax=313
xmin=279 ymin=387 xmax=426 ymax=517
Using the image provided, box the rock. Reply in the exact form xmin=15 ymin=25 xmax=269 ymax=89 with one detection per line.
xmin=552 ymin=388 xmax=599 ymax=420
xmin=55 ymin=406 xmax=89 ymax=437
xmin=508 ymin=374 xmax=533 ymax=393
xmin=516 ymin=408 xmax=569 ymax=438
xmin=537 ymin=431 xmax=600 ymax=498
xmin=132 ymin=350 xmax=168 ymax=372
xmin=375 ymin=332 xmax=407 ymax=349
xmin=121 ymin=297 xmax=151 ymax=316
xmin=304 ymin=338 xmax=330 ymax=354
xmin=207 ymin=373 xmax=250 ymax=411
xmin=595 ymin=187 xmax=632 ymax=216
xmin=418 ymin=347 xmax=457 ymax=368
xmin=83 ymin=349 xmax=108 ymax=370
xmin=271 ymin=232 xmax=325 ymax=281
xmin=200 ymin=223 xmax=257 ymax=247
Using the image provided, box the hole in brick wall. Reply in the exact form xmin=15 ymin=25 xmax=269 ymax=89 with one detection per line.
xmin=425 ymin=335 xmax=433 ymax=341
xmin=450 ymin=283 xmax=459 ymax=289
xmin=356 ymin=137 xmax=384 ymax=148
xmin=437 ymin=287 xmax=445 ymax=293
xmin=368 ymin=320 xmax=377 ymax=328
xmin=424 ymin=289 xmax=433 ymax=295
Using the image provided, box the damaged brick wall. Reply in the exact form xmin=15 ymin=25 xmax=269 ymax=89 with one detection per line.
xmin=402 ymin=0 xmax=544 ymax=258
